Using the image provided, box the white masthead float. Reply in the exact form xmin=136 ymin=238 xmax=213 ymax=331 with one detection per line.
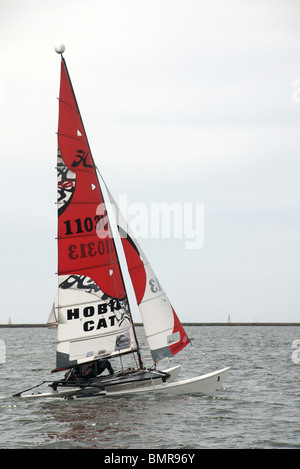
xmin=55 ymin=44 xmax=65 ymax=55
xmin=14 ymin=45 xmax=229 ymax=399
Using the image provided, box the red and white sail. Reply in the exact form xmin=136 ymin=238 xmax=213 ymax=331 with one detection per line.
xmin=55 ymin=58 xmax=138 ymax=370
xmin=104 ymin=185 xmax=190 ymax=362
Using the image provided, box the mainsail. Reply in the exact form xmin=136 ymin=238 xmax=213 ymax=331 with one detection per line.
xmin=55 ymin=57 xmax=139 ymax=371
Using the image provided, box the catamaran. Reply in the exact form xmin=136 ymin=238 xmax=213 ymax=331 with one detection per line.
xmin=15 ymin=45 xmax=229 ymax=399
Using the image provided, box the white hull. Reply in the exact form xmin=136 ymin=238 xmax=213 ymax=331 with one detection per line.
xmin=105 ymin=367 xmax=230 ymax=397
xmin=19 ymin=366 xmax=229 ymax=399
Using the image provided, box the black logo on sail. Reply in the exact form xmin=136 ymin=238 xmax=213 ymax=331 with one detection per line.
xmin=71 ymin=149 xmax=93 ymax=168
xmin=115 ymin=334 xmax=130 ymax=351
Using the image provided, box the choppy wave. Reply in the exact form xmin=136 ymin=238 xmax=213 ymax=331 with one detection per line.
xmin=0 ymin=326 xmax=299 ymax=448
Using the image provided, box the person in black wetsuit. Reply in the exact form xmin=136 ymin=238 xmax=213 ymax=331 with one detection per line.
xmin=65 ymin=359 xmax=114 ymax=381
xmin=80 ymin=359 xmax=114 ymax=380
xmin=96 ymin=359 xmax=114 ymax=376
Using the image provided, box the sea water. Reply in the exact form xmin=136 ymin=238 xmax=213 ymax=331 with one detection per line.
xmin=0 ymin=325 xmax=299 ymax=449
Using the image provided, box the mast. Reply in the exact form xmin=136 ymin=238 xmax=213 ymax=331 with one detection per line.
xmin=54 ymin=45 xmax=143 ymax=371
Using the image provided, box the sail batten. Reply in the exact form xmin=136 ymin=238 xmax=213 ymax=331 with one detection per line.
xmin=58 ymin=261 xmax=119 ymax=274
xmin=58 ymin=327 xmax=134 ymax=344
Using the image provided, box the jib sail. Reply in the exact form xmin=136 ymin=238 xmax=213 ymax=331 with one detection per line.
xmin=104 ymin=183 xmax=190 ymax=362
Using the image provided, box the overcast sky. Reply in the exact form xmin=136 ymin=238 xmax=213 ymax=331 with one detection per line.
xmin=1 ymin=0 xmax=300 ymax=324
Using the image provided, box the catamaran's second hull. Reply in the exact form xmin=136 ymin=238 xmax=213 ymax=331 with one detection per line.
xmin=18 ymin=366 xmax=230 ymax=399
xmin=104 ymin=367 xmax=230 ymax=397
